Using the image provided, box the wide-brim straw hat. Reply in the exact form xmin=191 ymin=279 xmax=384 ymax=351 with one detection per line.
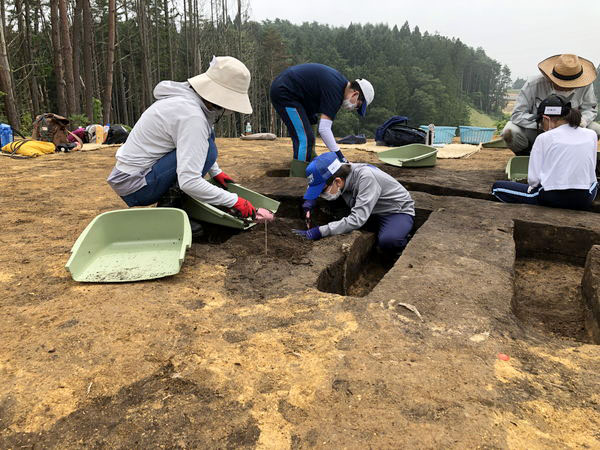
xmin=188 ymin=56 xmax=252 ymax=114
xmin=538 ymin=54 xmax=597 ymax=89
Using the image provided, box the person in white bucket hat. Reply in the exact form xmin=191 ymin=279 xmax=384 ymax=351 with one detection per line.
xmin=270 ymin=63 xmax=374 ymax=176
xmin=107 ymin=56 xmax=257 ymax=234
xmin=502 ymin=54 xmax=599 ymax=156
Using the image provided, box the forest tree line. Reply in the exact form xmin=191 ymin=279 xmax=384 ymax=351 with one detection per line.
xmin=0 ymin=0 xmax=512 ymax=138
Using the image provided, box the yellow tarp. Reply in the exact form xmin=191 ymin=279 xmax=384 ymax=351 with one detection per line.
xmin=1 ymin=140 xmax=55 ymax=157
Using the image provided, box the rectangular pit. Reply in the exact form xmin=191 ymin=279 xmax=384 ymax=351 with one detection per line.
xmin=317 ymin=209 xmax=431 ymax=297
xmin=512 ymin=220 xmax=600 ymax=344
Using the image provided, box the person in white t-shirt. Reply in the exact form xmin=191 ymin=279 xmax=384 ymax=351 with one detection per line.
xmin=492 ymin=94 xmax=598 ymax=211
xmin=502 ymin=54 xmax=599 ymax=156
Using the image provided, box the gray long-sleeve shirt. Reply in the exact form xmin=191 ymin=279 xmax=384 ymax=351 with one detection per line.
xmin=318 ymin=164 xmax=414 ymax=237
xmin=107 ymin=81 xmax=237 ymax=207
xmin=511 ymin=75 xmax=598 ymax=129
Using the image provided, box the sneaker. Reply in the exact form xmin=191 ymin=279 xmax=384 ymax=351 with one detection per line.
xmin=190 ymin=219 xmax=204 ymax=239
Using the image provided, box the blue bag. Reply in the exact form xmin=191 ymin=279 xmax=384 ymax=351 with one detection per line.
xmin=375 ymin=116 xmax=409 ymax=143
xmin=0 ymin=124 xmax=13 ymax=147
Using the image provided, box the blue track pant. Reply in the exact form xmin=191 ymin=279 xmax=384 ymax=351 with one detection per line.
xmin=367 ymin=213 xmax=415 ymax=253
xmin=492 ymin=180 xmax=598 ymax=211
xmin=270 ymin=88 xmax=316 ymax=162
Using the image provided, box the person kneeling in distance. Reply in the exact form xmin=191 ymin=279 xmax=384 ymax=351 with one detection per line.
xmin=293 ymin=152 xmax=415 ymax=254
xmin=492 ymin=94 xmax=597 ymax=210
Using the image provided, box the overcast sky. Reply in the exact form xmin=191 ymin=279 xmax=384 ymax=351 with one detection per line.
xmin=247 ymin=0 xmax=600 ymax=80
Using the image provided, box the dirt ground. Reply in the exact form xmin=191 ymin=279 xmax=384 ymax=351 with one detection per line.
xmin=1 ymin=138 xmax=600 ymax=448
xmin=513 ymin=259 xmax=588 ymax=343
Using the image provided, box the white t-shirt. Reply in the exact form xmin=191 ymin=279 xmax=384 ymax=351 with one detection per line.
xmin=528 ymin=124 xmax=597 ymax=191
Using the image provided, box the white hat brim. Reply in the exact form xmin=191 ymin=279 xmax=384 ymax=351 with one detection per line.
xmin=188 ymin=73 xmax=253 ymax=115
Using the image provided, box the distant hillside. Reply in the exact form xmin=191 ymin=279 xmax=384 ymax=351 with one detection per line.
xmin=467 ymin=106 xmax=497 ymax=128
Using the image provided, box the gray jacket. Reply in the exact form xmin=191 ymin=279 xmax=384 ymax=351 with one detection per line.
xmin=107 ymin=81 xmax=237 ymax=207
xmin=511 ymin=75 xmax=598 ymax=129
xmin=319 ymin=164 xmax=415 ymax=237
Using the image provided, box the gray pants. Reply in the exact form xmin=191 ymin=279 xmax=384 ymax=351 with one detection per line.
xmin=502 ymin=120 xmax=600 ymax=155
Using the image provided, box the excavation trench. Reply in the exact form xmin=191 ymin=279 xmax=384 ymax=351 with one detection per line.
xmin=512 ymin=220 xmax=600 ymax=344
xmin=191 ymin=196 xmax=429 ymax=301
xmin=317 ymin=209 xmax=431 ymax=298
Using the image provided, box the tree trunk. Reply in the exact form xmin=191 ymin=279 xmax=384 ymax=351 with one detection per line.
xmin=58 ymin=0 xmax=76 ymax=115
xmin=183 ymin=0 xmax=188 ymax=76
xmin=163 ymin=0 xmax=173 ymax=79
xmin=116 ymin=10 xmax=129 ymax=125
xmin=102 ymin=0 xmax=116 ymax=123
xmin=50 ymin=0 xmax=67 ymax=116
xmin=136 ymin=0 xmax=152 ymax=109
xmin=72 ymin=0 xmax=83 ymax=109
xmin=154 ymin=0 xmax=162 ymax=81
xmin=0 ymin=5 xmax=18 ymax=128
xmin=17 ymin=0 xmax=40 ymax=116
xmin=82 ymin=0 xmax=93 ymax=120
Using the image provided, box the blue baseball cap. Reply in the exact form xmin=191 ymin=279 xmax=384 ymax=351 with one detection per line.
xmin=303 ymin=152 xmax=343 ymax=200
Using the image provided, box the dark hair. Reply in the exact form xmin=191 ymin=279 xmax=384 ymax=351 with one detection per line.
xmin=349 ymin=80 xmax=365 ymax=103
xmin=546 ymin=108 xmax=582 ymax=128
xmin=564 ymin=108 xmax=582 ymax=128
xmin=325 ymin=164 xmax=351 ymax=186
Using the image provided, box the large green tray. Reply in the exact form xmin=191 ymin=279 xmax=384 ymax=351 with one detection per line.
xmin=482 ymin=137 xmax=506 ymax=148
xmin=377 ymin=144 xmax=438 ymax=167
xmin=289 ymin=159 xmax=310 ymax=178
xmin=65 ymin=208 xmax=192 ymax=282
xmin=182 ymin=182 xmax=280 ymax=230
xmin=505 ymin=156 xmax=529 ymax=181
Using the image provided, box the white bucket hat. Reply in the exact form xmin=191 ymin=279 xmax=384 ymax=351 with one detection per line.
xmin=188 ymin=56 xmax=253 ymax=114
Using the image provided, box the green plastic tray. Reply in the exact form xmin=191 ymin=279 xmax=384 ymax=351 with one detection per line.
xmin=505 ymin=156 xmax=529 ymax=181
xmin=377 ymin=144 xmax=438 ymax=167
xmin=482 ymin=137 xmax=506 ymax=148
xmin=289 ymin=158 xmax=309 ymax=178
xmin=65 ymin=208 xmax=192 ymax=282
xmin=182 ymin=182 xmax=280 ymax=230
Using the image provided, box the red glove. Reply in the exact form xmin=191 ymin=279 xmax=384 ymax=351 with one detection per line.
xmin=232 ymin=197 xmax=256 ymax=219
xmin=214 ymin=171 xmax=235 ymax=188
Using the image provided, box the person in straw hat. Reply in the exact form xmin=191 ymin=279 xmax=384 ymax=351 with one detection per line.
xmin=492 ymin=94 xmax=597 ymax=211
xmin=107 ymin=56 xmax=257 ymax=233
xmin=502 ymin=54 xmax=599 ymax=156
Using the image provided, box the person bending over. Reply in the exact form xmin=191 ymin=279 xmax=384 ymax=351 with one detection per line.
xmin=492 ymin=94 xmax=597 ymax=210
xmin=294 ymin=152 xmax=415 ymax=254
xmin=270 ymin=63 xmax=374 ymax=175
xmin=107 ymin=56 xmax=257 ymax=228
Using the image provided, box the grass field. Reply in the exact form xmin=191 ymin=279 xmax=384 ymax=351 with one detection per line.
xmin=467 ymin=105 xmax=497 ymax=128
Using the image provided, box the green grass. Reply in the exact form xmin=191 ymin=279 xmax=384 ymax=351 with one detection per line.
xmin=467 ymin=106 xmax=497 ymax=128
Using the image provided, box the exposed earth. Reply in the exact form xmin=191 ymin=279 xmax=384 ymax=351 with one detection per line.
xmin=1 ymin=138 xmax=599 ymax=448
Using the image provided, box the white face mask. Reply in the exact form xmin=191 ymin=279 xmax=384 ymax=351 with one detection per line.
xmin=342 ymin=99 xmax=358 ymax=111
xmin=320 ymin=182 xmax=342 ymax=200
xmin=552 ymin=88 xmax=575 ymax=98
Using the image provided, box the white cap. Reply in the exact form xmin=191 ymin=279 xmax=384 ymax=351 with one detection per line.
xmin=356 ymin=79 xmax=374 ymax=117
xmin=188 ymin=56 xmax=252 ymax=114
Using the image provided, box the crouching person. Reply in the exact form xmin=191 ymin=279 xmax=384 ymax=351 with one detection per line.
xmin=294 ymin=152 xmax=415 ymax=254
xmin=107 ymin=56 xmax=257 ymax=229
xmin=502 ymin=54 xmax=599 ymax=156
xmin=492 ymin=94 xmax=597 ymax=211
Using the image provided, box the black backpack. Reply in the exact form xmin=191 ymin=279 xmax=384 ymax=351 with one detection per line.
xmin=106 ymin=124 xmax=129 ymax=144
xmin=381 ymin=124 xmax=426 ymax=147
